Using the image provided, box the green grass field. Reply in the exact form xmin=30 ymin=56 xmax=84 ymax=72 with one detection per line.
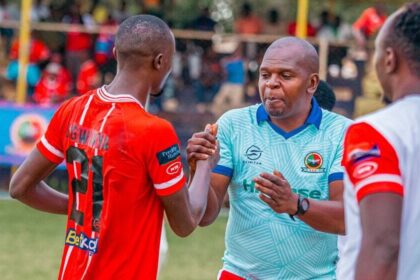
xmin=0 ymin=200 xmax=227 ymax=280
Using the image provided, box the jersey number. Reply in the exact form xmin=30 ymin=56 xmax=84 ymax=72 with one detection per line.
xmin=66 ymin=147 xmax=103 ymax=232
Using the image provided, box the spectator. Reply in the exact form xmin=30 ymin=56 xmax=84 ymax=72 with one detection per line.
xmin=6 ymin=32 xmax=50 ymax=96
xmin=0 ymin=0 xmax=19 ymax=56
xmin=31 ymin=0 xmax=50 ymax=22
xmin=193 ymin=47 xmax=222 ymax=112
xmin=211 ymin=45 xmax=245 ymax=117
xmin=33 ymin=62 xmax=71 ymax=105
xmin=263 ymin=9 xmax=286 ymax=35
xmin=352 ymin=3 xmax=387 ymax=50
xmin=112 ymin=0 xmax=131 ymax=24
xmin=190 ymin=7 xmax=216 ymax=31
xmin=234 ymin=3 xmax=263 ymax=35
xmin=76 ymin=54 xmax=100 ymax=95
xmin=287 ymin=20 xmax=317 ymax=37
xmin=95 ymin=15 xmax=117 ymax=83
xmin=62 ymin=3 xmax=95 ymax=86
xmin=316 ymin=10 xmax=334 ymax=40
xmin=314 ymin=80 xmax=336 ymax=111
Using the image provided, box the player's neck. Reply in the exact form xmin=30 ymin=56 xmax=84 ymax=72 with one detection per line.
xmin=105 ymin=71 xmax=151 ymax=106
xmin=391 ymin=76 xmax=420 ymax=102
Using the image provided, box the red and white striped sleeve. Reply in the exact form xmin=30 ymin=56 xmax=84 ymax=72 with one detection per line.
xmin=146 ymin=119 xmax=186 ymax=196
xmin=36 ymin=102 xmax=69 ymax=164
xmin=342 ymin=122 xmax=403 ymax=202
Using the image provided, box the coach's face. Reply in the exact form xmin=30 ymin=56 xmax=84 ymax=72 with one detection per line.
xmin=258 ymin=46 xmax=316 ymax=120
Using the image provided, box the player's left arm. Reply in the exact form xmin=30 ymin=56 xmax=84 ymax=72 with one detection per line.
xmin=344 ymin=122 xmax=403 ymax=279
xmin=9 ymin=148 xmax=68 ymax=214
xmin=356 ymin=193 xmax=401 ymax=280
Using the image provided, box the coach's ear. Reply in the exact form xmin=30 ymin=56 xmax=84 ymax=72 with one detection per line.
xmin=153 ymin=53 xmax=164 ymax=70
xmin=112 ymin=47 xmax=117 ymax=59
xmin=307 ymin=73 xmax=320 ymax=96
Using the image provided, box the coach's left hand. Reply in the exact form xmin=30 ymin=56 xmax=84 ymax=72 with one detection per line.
xmin=254 ymin=170 xmax=298 ymax=215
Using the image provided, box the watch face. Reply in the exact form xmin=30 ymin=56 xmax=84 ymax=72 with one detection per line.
xmin=301 ymin=198 xmax=310 ymax=212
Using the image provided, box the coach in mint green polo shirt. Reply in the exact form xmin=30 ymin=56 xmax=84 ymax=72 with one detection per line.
xmin=189 ymin=37 xmax=351 ymax=279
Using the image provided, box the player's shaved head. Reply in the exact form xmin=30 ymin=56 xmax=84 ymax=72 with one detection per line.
xmin=266 ymin=37 xmax=319 ymax=74
xmin=115 ymin=15 xmax=174 ymax=61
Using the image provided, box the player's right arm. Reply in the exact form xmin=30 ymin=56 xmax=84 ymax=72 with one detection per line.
xmin=146 ymin=122 xmax=219 ymax=237
xmin=343 ymin=122 xmax=403 ymax=280
xmin=187 ymin=114 xmax=233 ymax=227
xmin=9 ymin=149 xmax=68 ymax=214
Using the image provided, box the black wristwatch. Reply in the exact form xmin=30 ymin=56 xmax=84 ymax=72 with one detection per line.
xmin=289 ymin=195 xmax=310 ymax=221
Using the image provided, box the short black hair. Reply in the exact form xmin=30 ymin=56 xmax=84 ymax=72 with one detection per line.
xmin=115 ymin=15 xmax=173 ymax=58
xmin=314 ymin=80 xmax=336 ymax=111
xmin=387 ymin=2 xmax=420 ymax=76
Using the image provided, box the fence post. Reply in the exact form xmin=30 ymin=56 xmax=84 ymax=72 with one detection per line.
xmin=296 ymin=0 xmax=309 ymax=39
xmin=16 ymin=0 xmax=33 ymax=104
xmin=319 ymin=39 xmax=329 ymax=81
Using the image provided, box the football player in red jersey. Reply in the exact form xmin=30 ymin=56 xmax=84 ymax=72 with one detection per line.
xmin=9 ymin=15 xmax=218 ymax=280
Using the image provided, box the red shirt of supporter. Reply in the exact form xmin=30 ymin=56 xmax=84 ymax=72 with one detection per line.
xmin=9 ymin=38 xmax=50 ymax=63
xmin=234 ymin=15 xmax=263 ymax=34
xmin=33 ymin=63 xmax=72 ymax=105
xmin=76 ymin=60 xmax=100 ymax=95
xmin=287 ymin=22 xmax=317 ymax=37
xmin=36 ymin=87 xmax=186 ymax=280
xmin=353 ymin=7 xmax=387 ymax=38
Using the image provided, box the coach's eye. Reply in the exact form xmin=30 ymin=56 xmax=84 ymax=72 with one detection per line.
xmin=260 ymin=73 xmax=269 ymax=79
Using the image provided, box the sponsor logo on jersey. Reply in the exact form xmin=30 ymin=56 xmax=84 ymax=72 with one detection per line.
xmin=348 ymin=144 xmax=381 ymax=164
xmin=242 ymin=179 xmax=322 ymax=199
xmin=65 ymin=229 xmax=99 ymax=255
xmin=243 ymin=145 xmax=263 ymax=165
xmin=302 ymin=152 xmax=326 ymax=173
xmin=166 ymin=162 xmax=181 ymax=175
xmin=353 ymin=161 xmax=378 ymax=179
xmin=157 ymin=144 xmax=180 ymax=165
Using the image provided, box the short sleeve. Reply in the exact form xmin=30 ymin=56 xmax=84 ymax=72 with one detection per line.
xmin=328 ymin=131 xmax=346 ymax=184
xmin=146 ymin=120 xmax=186 ymax=196
xmin=342 ymin=122 xmax=403 ymax=203
xmin=36 ymin=101 xmax=69 ymax=164
xmin=213 ymin=112 xmax=234 ymax=178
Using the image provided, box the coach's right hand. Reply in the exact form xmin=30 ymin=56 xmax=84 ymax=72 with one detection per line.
xmin=187 ymin=124 xmax=219 ymax=173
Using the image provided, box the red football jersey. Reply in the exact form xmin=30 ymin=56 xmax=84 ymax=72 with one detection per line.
xmin=37 ymin=87 xmax=186 ymax=280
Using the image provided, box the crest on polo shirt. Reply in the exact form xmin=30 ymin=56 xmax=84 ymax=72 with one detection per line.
xmin=301 ymin=152 xmax=326 ymax=173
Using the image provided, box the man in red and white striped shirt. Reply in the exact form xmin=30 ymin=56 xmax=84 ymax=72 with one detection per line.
xmin=9 ymin=15 xmax=219 ymax=280
xmin=338 ymin=3 xmax=420 ymax=279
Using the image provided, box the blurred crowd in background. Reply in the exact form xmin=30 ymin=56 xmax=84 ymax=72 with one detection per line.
xmin=0 ymin=0 xmax=390 ymax=118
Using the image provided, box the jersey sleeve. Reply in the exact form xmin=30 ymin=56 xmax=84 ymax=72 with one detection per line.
xmin=146 ymin=120 xmax=186 ymax=196
xmin=328 ymin=124 xmax=349 ymax=184
xmin=36 ymin=101 xmax=69 ymax=164
xmin=213 ymin=112 xmax=234 ymax=178
xmin=342 ymin=122 xmax=403 ymax=203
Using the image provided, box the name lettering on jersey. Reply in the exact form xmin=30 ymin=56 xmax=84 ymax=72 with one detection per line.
xmin=243 ymin=145 xmax=263 ymax=165
xmin=65 ymin=228 xmax=99 ymax=255
xmin=66 ymin=124 xmax=109 ymax=151
xmin=242 ymin=179 xmax=322 ymax=199
xmin=301 ymin=152 xmax=326 ymax=173
xmin=157 ymin=144 xmax=180 ymax=165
